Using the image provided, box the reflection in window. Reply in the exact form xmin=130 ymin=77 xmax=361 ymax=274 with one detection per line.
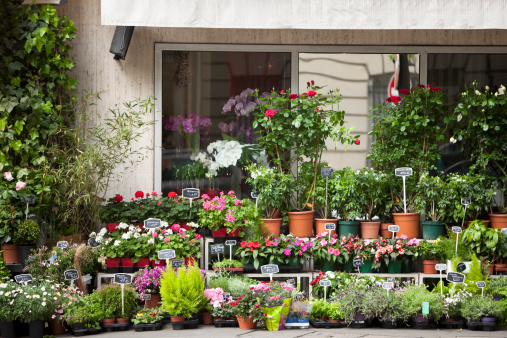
xmin=161 ymin=51 xmax=291 ymax=198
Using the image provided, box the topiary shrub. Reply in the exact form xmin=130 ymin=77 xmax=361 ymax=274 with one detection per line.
xmin=12 ymin=219 xmax=40 ymax=246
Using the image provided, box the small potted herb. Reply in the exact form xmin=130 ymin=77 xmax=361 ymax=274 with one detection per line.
xmin=213 ymin=259 xmax=244 ymax=272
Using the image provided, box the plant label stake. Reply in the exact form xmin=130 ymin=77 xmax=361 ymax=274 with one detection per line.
xmin=14 ymin=274 xmax=33 ymax=285
xmin=64 ymin=269 xmax=79 ymax=287
xmin=57 ymin=241 xmax=68 ymax=249
xmin=182 ymin=188 xmax=200 ymax=216
xmin=225 ymin=240 xmax=236 ymax=260
xmin=21 ymin=195 xmax=35 ymax=220
xmin=353 ymin=257 xmax=363 ymax=276
xmin=251 ymin=192 xmax=259 ymax=208
xmin=452 ymin=226 xmax=462 ymax=254
xmin=435 ymin=264 xmax=447 ymax=294
xmin=211 ymin=244 xmax=225 ymax=276
xmin=325 ymin=223 xmax=336 ymax=242
xmin=460 ymin=198 xmax=471 ymax=228
xmin=319 ymin=278 xmax=331 ymax=302
xmin=261 ymin=264 xmax=279 ymax=282
xmin=477 ymin=281 xmax=486 ymax=298
xmin=114 ymin=273 xmax=132 ymax=317
xmin=321 ymin=168 xmax=334 ymax=218
xmin=388 ymin=225 xmax=399 ymax=239
xmin=158 ymin=249 xmax=176 ymax=267
xmin=446 ymin=272 xmax=465 ymax=296
xmin=383 ymin=281 xmax=394 ymax=296
xmin=395 ymin=167 xmax=412 ymax=213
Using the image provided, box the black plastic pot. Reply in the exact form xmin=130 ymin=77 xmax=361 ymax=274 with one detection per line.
xmin=29 ymin=320 xmax=44 ymax=338
xmin=0 ymin=321 xmax=16 ymax=338
xmin=18 ymin=245 xmax=36 ymax=267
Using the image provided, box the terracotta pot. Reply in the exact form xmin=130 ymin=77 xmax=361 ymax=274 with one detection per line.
xmin=288 ymin=211 xmax=314 ymax=237
xmin=392 ymin=212 xmax=420 ymax=238
xmin=329 ymin=319 xmax=340 ymax=323
xmin=236 ymin=315 xmax=256 ymax=329
xmin=201 ymin=311 xmax=213 ymax=325
xmin=107 ymin=223 xmax=119 ymax=232
xmin=483 ymin=263 xmax=494 ymax=275
xmin=466 ymin=220 xmax=491 ymax=228
xmin=489 ymin=214 xmax=507 ymax=229
xmin=1 ymin=244 xmax=19 ymax=264
xmin=380 ymin=223 xmax=393 ymax=238
xmin=494 ymin=263 xmax=507 ymax=272
xmin=121 ymin=258 xmax=134 ymax=267
xmin=171 ymin=316 xmax=185 ymax=322
xmin=135 ymin=258 xmax=150 ymax=267
xmin=116 ymin=317 xmax=129 ymax=324
xmin=102 ymin=318 xmax=115 ymax=325
xmin=49 ymin=319 xmax=66 ymax=335
xmin=422 ymin=260 xmax=439 ymax=274
xmin=360 ymin=221 xmax=380 ymax=239
xmin=145 ymin=293 xmax=161 ymax=309
xmin=315 ymin=218 xmax=337 ymax=237
xmin=260 ymin=218 xmax=282 ymax=237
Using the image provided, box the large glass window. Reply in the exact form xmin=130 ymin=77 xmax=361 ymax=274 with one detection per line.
xmin=161 ymin=51 xmax=291 ymax=198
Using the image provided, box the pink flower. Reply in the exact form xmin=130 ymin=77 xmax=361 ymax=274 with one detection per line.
xmin=354 ymin=139 xmax=360 ymax=145
xmin=171 ymin=224 xmax=180 ymax=231
xmin=234 ymin=199 xmax=242 ymax=206
xmin=272 ymin=241 xmax=279 ymax=247
xmin=320 ymin=239 xmax=327 ymax=247
xmin=164 ymin=237 xmax=170 ymax=243
xmin=195 ymin=234 xmax=202 ymax=240
xmin=275 ymin=295 xmax=280 ymax=299
xmin=264 ymin=109 xmax=276 ymax=118
xmin=3 ymin=172 xmax=13 ymax=181
xmin=283 ymin=248 xmax=291 ymax=256
xmin=227 ymin=190 xmax=235 ymax=195
xmin=15 ymin=181 xmax=25 ymax=191
xmin=333 ymin=249 xmax=340 ymax=256
xmin=330 ymin=238 xmax=337 ymax=245
xmin=328 ymin=248 xmax=334 ymax=254
xmin=152 ymin=232 xmax=158 ymax=238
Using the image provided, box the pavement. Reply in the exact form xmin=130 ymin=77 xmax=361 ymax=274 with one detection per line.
xmin=53 ymin=324 xmax=507 ymax=338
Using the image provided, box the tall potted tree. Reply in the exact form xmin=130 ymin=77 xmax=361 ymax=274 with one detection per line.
xmin=355 ymin=168 xmax=386 ymax=238
xmin=414 ymin=174 xmax=450 ymax=239
xmin=253 ymin=83 xmax=358 ymax=237
xmin=330 ymin=167 xmax=363 ymax=237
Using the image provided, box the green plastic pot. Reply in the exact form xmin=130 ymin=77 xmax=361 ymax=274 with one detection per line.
xmin=422 ymin=221 xmax=443 ymax=240
xmin=402 ymin=259 xmax=413 ymax=273
xmin=342 ymin=259 xmax=354 ymax=272
xmin=387 ymin=260 xmax=403 ymax=273
xmin=338 ymin=220 xmax=360 ymax=238
xmin=320 ymin=259 xmax=335 ymax=272
xmin=360 ymin=260 xmax=374 ymax=273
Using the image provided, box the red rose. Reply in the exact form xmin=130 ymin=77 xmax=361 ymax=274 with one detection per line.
xmin=135 ymin=191 xmax=144 ymax=199
xmin=316 ymin=108 xmax=319 ymax=112
xmin=301 ymin=93 xmax=308 ymax=97
xmin=386 ymin=96 xmax=402 ymax=104
xmin=307 ymin=90 xmax=317 ymax=97
xmin=168 ymin=191 xmax=177 ymax=198
xmin=280 ymin=90 xmax=284 ymax=94
xmin=311 ymin=80 xmax=315 ymax=85
xmin=306 ymin=82 xmax=310 ymax=87
xmin=427 ymin=84 xmax=431 ymax=88
xmin=289 ymin=94 xmax=298 ymax=100
xmin=114 ymin=194 xmax=123 ymax=202
xmin=398 ymin=89 xmax=410 ymax=95
xmin=417 ymin=84 xmax=425 ymax=88
xmin=354 ymin=139 xmax=360 ymax=145
xmin=432 ymin=86 xmax=441 ymax=92
xmin=253 ymin=242 xmax=260 ymax=249
xmin=264 ymin=109 xmax=276 ymax=118
xmin=240 ymin=241 xmax=247 ymax=248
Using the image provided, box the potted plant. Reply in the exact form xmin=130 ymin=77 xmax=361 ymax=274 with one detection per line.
xmin=330 ymin=167 xmax=363 ymax=238
xmin=355 ymin=168 xmax=387 ymax=238
xmin=246 ymin=164 xmax=292 ymax=237
xmin=0 ymin=281 xmax=18 ymax=338
xmin=311 ymin=233 xmax=349 ymax=272
xmin=160 ymin=264 xmax=207 ymax=322
xmin=133 ymin=267 xmax=165 ymax=308
xmin=50 ymin=284 xmax=83 ymax=335
xmin=452 ymin=83 xmax=507 ymax=228
xmin=414 ymin=174 xmax=450 ymax=239
xmin=211 ymin=301 xmax=236 ymax=321
xmin=418 ymin=240 xmax=443 ymax=274
xmin=335 ymin=283 xmax=371 ymax=326
xmin=154 ymin=226 xmax=203 ymax=265
xmin=460 ymin=296 xmax=484 ymax=329
xmin=96 ymin=283 xmax=137 ymax=323
xmin=369 ymin=85 xmax=450 ymax=238
xmin=401 ymin=284 xmax=444 ymax=325
xmin=253 ymin=83 xmax=358 ymax=238
xmin=268 ymin=234 xmax=312 ymax=268
xmin=132 ymin=307 xmax=164 ymax=331
xmin=12 ymin=219 xmax=39 ymax=266
xmin=213 ymin=259 xmax=244 ymax=272
xmin=100 ymin=194 xmax=128 ymax=231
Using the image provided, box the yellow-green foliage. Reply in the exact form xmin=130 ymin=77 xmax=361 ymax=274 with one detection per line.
xmin=160 ymin=265 xmax=206 ymax=318
xmin=464 ymin=253 xmax=488 ymax=296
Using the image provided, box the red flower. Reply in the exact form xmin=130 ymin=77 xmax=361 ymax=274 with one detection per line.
xmin=316 ymin=108 xmax=319 ymax=112
xmin=240 ymin=241 xmax=247 ymax=248
xmin=417 ymin=84 xmax=425 ymax=88
xmin=301 ymin=92 xmax=308 ymax=97
xmin=265 ymin=109 xmax=276 ymax=118
xmin=168 ymin=191 xmax=178 ymax=198
xmin=307 ymin=90 xmax=317 ymax=97
xmin=311 ymin=80 xmax=315 ymax=85
xmin=253 ymin=242 xmax=260 ymax=249
xmin=354 ymin=139 xmax=360 ymax=145
xmin=431 ymin=86 xmax=441 ymax=92
xmin=398 ymin=89 xmax=410 ymax=95
xmin=427 ymin=84 xmax=431 ymax=88
xmin=135 ymin=191 xmax=144 ymax=199
xmin=265 ymin=239 xmax=271 ymax=246
xmin=306 ymin=82 xmax=310 ymax=87
xmin=386 ymin=96 xmax=402 ymax=104
xmin=289 ymin=94 xmax=299 ymax=100
xmin=146 ymin=193 xmax=150 ymax=197
xmin=280 ymin=90 xmax=284 ymax=94
xmin=114 ymin=194 xmax=123 ymax=202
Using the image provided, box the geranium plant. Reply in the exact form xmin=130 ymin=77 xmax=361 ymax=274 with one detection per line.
xmin=152 ymin=225 xmax=202 ymax=260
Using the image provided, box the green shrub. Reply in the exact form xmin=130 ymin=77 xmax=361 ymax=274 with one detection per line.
xmin=12 ymin=219 xmax=40 ymax=246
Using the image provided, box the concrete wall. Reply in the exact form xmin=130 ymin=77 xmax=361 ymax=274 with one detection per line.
xmin=56 ymin=0 xmax=507 ymax=198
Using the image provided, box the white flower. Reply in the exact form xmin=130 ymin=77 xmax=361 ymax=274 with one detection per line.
xmin=117 ymin=222 xmax=129 ymax=230
xmin=89 ymin=232 xmax=96 ymax=237
xmin=475 ymin=90 xmax=481 ymax=95
xmin=499 ymin=85 xmax=505 ymax=95
xmin=450 ymin=137 xmax=457 ymax=144
xmin=3 ymin=172 xmax=13 ymax=181
xmin=485 ymin=85 xmax=490 ymax=91
xmin=187 ymin=222 xmax=200 ymax=228
xmin=134 ymin=233 xmax=140 ymax=238
xmin=122 ymin=232 xmax=131 ymax=240
xmin=114 ymin=240 xmax=121 ymax=246
xmin=147 ymin=238 xmax=154 ymax=245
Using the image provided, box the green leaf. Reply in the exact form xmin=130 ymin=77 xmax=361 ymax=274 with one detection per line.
xmin=14 ymin=120 xmax=24 ymax=135
xmin=9 ymin=140 xmax=22 ymax=151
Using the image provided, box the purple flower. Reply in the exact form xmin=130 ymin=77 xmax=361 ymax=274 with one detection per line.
xmin=182 ymin=119 xmax=196 ymax=133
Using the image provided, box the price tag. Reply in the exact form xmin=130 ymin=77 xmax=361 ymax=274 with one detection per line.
xmin=21 ymin=195 xmax=36 ymax=205
xmin=476 ymin=281 xmax=486 ymax=288
xmin=456 ymin=262 xmax=466 ymax=273
xmin=295 ymin=294 xmax=303 ymax=301
xmin=422 ymin=302 xmax=429 ymax=315
xmin=251 ymin=192 xmax=259 ymax=199
xmin=388 ymin=225 xmax=400 ymax=232
xmin=502 ymin=228 xmax=507 ymax=235
xmin=225 ymin=240 xmax=237 ymax=246
xmin=144 ymin=218 xmax=162 ymax=229
xmin=321 ymin=168 xmax=334 ymax=177
xmin=56 ymin=241 xmax=68 ymax=249
xmin=382 ymin=282 xmax=394 ymax=290
xmin=210 ymin=244 xmax=225 ymax=255
xmin=64 ymin=269 xmax=79 ymax=281
xmin=182 ymin=188 xmax=200 ymax=199
xmin=260 ymin=264 xmax=279 ymax=274
xmin=446 ymin=272 xmax=465 ymax=283
xmin=435 ymin=264 xmax=447 ymax=271
xmin=319 ymin=279 xmax=331 ymax=287
xmin=395 ymin=167 xmax=413 ymax=177
xmin=114 ymin=273 xmax=132 ymax=284
xmin=387 ymin=278 xmax=395 ymax=282
xmin=157 ymin=249 xmax=176 ymax=260
xmin=14 ymin=274 xmax=33 ymax=284
xmin=223 ymin=292 xmax=231 ymax=299
xmin=352 ymin=258 xmax=363 ymax=268
xmin=452 ymin=226 xmax=462 ymax=234
xmin=325 ymin=223 xmax=336 ymax=231
xmin=461 ymin=198 xmax=471 ymax=206
xmin=286 ymin=279 xmax=295 ymax=285
xmin=143 ymin=294 xmax=151 ymax=300
xmin=88 ymin=237 xmax=100 ymax=248
xmin=171 ymin=259 xmax=184 ymax=268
